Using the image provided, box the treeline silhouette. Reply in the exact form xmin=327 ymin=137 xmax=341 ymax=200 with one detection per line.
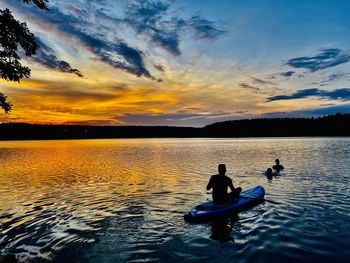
xmin=204 ymin=113 xmax=350 ymax=137
xmin=0 ymin=113 xmax=349 ymax=140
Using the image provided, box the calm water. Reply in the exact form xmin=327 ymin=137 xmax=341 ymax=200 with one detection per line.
xmin=1 ymin=138 xmax=350 ymax=262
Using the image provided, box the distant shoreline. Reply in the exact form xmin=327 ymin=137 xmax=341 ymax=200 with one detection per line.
xmin=0 ymin=136 xmax=349 ymax=142
xmin=1 ymin=113 xmax=349 ymax=141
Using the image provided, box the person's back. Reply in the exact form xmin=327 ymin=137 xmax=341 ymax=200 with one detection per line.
xmin=207 ymin=174 xmax=232 ymax=203
xmin=272 ymin=159 xmax=284 ymax=171
xmin=207 ymin=164 xmax=241 ymax=204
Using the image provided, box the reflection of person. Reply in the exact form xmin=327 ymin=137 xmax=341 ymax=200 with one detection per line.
xmin=210 ymin=214 xmax=238 ymax=243
xmin=206 ymin=164 xmax=242 ymax=204
xmin=272 ymin=159 xmax=284 ymax=171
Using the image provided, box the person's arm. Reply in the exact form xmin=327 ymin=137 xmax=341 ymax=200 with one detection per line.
xmin=228 ymin=178 xmax=235 ymax=192
xmin=206 ymin=176 xmax=213 ymax=190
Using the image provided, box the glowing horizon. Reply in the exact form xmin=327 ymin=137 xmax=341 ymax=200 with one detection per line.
xmin=1 ymin=0 xmax=350 ymax=127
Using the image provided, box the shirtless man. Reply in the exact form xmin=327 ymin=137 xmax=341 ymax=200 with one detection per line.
xmin=207 ymin=164 xmax=242 ymax=204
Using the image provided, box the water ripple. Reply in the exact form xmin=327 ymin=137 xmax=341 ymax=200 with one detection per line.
xmin=1 ymin=138 xmax=350 ymax=262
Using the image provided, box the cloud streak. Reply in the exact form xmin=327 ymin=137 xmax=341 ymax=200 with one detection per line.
xmin=5 ymin=1 xmax=156 ymax=80
xmin=280 ymin=71 xmax=295 ymax=77
xmin=123 ymin=0 xmax=226 ymax=56
xmin=266 ymin=88 xmax=350 ymax=102
xmin=238 ymin=83 xmax=261 ymax=93
xmin=181 ymin=15 xmax=226 ymax=40
xmin=30 ymin=38 xmax=83 ymax=77
xmin=251 ymin=77 xmax=274 ymax=85
xmin=5 ymin=0 xmax=225 ymax=80
xmin=285 ymin=48 xmax=350 ymax=72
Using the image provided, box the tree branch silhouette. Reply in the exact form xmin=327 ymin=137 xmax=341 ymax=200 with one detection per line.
xmin=0 ymin=0 xmax=48 ymax=113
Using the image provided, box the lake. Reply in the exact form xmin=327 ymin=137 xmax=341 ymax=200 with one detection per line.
xmin=1 ymin=138 xmax=350 ymax=262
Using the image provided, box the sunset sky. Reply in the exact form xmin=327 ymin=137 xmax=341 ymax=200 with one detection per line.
xmin=1 ymin=0 xmax=350 ymax=126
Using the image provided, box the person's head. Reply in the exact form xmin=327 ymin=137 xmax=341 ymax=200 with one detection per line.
xmin=275 ymin=159 xmax=280 ymax=165
xmin=218 ymin=164 xmax=226 ymax=175
xmin=266 ymin=168 xmax=273 ymax=179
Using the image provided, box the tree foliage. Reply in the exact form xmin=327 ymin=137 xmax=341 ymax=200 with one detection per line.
xmin=0 ymin=8 xmax=38 ymax=82
xmin=0 ymin=93 xmax=12 ymax=113
xmin=0 ymin=0 xmax=48 ymax=113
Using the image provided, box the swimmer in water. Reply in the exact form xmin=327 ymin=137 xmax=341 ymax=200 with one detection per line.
xmin=265 ymin=168 xmax=274 ymax=179
xmin=272 ymin=159 xmax=284 ymax=172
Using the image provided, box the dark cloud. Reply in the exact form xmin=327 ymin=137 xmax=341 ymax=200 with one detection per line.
xmin=5 ymin=0 xmax=225 ymax=78
xmin=184 ymin=15 xmax=226 ymax=40
xmin=266 ymin=88 xmax=350 ymax=102
xmin=320 ymin=103 xmax=336 ymax=106
xmin=58 ymin=17 xmax=156 ymax=79
xmin=31 ymin=38 xmax=83 ymax=77
xmin=123 ymin=0 xmax=226 ymax=56
xmin=238 ymin=83 xmax=261 ymax=93
xmin=251 ymin=77 xmax=274 ymax=85
xmin=5 ymin=1 xmax=156 ymax=80
xmin=285 ymin=48 xmax=350 ymax=72
xmin=310 ymin=73 xmax=350 ymax=87
xmin=327 ymin=73 xmax=350 ymax=82
xmin=101 ymin=42 xmax=155 ymax=79
xmin=184 ymin=107 xmax=201 ymax=111
xmin=153 ymin=63 xmax=165 ymax=72
xmin=123 ymin=0 xmax=181 ymax=56
xmin=280 ymin=71 xmax=295 ymax=77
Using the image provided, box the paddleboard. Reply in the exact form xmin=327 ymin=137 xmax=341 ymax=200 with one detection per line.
xmin=184 ymin=186 xmax=265 ymax=222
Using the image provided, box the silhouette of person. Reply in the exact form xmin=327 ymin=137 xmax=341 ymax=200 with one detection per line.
xmin=265 ymin=168 xmax=274 ymax=179
xmin=272 ymin=159 xmax=284 ymax=172
xmin=206 ymin=164 xmax=242 ymax=204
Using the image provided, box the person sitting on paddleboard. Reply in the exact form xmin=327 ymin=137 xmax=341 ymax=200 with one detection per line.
xmin=206 ymin=164 xmax=242 ymax=204
xmin=272 ymin=159 xmax=284 ymax=172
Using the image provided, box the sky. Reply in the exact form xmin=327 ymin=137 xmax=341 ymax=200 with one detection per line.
xmin=1 ymin=0 xmax=350 ymax=126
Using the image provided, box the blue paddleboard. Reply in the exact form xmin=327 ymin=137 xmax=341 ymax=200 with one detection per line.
xmin=184 ymin=186 xmax=265 ymax=222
